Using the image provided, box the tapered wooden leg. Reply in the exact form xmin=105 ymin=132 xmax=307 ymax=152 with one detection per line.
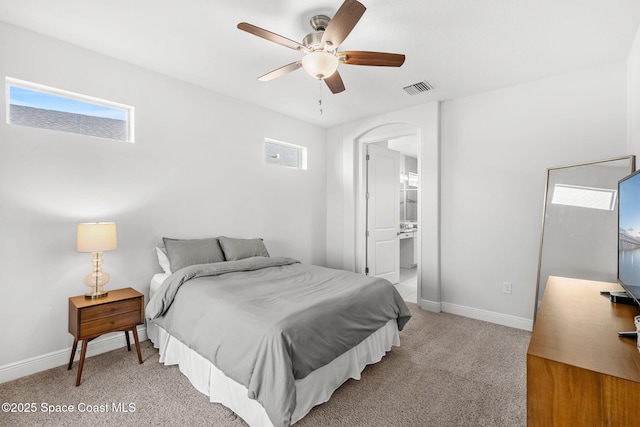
xmin=125 ymin=330 xmax=131 ymax=351
xmin=68 ymin=338 xmax=78 ymax=370
xmin=75 ymin=340 xmax=88 ymax=386
xmin=131 ymin=327 xmax=143 ymax=364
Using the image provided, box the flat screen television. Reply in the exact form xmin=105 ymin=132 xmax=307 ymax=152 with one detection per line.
xmin=618 ymin=169 xmax=640 ymax=305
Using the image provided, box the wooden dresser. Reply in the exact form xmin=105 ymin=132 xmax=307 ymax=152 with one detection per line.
xmin=527 ymin=276 xmax=640 ymax=426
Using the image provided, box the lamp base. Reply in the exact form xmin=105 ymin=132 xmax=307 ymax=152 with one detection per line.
xmin=85 ymin=289 xmax=109 ymax=299
xmin=83 ymin=252 xmax=110 ymax=299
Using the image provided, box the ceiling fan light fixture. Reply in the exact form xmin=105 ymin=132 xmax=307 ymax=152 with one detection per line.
xmin=301 ymin=51 xmax=339 ymax=80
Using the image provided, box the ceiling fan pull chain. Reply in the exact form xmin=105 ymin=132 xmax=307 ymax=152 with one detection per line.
xmin=318 ymin=79 xmax=324 ymax=115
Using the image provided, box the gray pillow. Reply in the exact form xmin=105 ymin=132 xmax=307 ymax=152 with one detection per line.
xmin=162 ymin=237 xmax=225 ymax=272
xmin=218 ymin=236 xmax=269 ymax=261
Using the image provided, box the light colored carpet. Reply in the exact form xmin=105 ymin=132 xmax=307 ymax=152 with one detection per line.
xmin=0 ymin=303 xmax=531 ymax=426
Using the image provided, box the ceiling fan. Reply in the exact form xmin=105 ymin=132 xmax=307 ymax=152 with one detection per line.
xmin=237 ymin=0 xmax=405 ymax=94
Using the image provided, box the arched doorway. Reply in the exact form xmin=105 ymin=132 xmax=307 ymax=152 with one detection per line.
xmin=356 ymin=123 xmax=421 ymax=303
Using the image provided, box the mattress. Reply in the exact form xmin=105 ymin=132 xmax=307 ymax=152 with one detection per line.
xmin=146 ymin=264 xmax=404 ymax=426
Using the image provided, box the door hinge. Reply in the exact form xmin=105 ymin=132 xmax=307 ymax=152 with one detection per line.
xmin=366 ymin=192 xmax=370 ymax=199
xmin=365 ymin=267 xmax=369 ymax=275
xmin=365 ymin=230 xmax=370 ymax=237
xmin=366 ymin=154 xmax=370 ymax=160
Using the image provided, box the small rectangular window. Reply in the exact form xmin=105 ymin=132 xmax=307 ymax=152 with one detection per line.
xmin=551 ymin=184 xmax=617 ymax=211
xmin=265 ymin=138 xmax=307 ymax=170
xmin=5 ymin=77 xmax=134 ymax=142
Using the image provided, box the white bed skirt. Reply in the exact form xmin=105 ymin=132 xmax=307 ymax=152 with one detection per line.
xmin=148 ymin=319 xmax=399 ymax=426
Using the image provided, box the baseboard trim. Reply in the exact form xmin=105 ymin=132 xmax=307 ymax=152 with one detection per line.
xmin=420 ymin=299 xmax=442 ymax=313
xmin=0 ymin=326 xmax=148 ymax=384
xmin=440 ymin=302 xmax=533 ymax=331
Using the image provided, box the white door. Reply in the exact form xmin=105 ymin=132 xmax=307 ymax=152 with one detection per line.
xmin=366 ymin=144 xmax=400 ymax=284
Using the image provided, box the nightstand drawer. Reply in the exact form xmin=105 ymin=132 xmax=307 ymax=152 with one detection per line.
xmin=80 ymin=298 xmax=141 ymax=323
xmin=79 ymin=310 xmax=142 ymax=337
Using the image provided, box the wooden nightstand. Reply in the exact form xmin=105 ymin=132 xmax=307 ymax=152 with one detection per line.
xmin=68 ymin=287 xmax=144 ymax=386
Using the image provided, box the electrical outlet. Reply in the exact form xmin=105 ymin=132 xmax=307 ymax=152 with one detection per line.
xmin=502 ymin=281 xmax=512 ymax=294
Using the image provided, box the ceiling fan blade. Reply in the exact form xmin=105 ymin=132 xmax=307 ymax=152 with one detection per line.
xmin=339 ymin=51 xmax=406 ymax=67
xmin=258 ymin=61 xmax=302 ymax=81
xmin=237 ymin=22 xmax=306 ymax=51
xmin=324 ymin=71 xmax=346 ymax=94
xmin=321 ymin=0 xmax=366 ymax=48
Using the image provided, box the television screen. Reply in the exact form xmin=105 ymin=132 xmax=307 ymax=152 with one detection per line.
xmin=618 ymin=169 xmax=640 ymax=304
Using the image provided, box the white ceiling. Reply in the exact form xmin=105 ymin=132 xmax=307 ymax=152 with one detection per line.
xmin=1 ymin=0 xmax=639 ymax=128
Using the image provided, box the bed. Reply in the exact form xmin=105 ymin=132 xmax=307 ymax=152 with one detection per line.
xmin=145 ymin=237 xmax=411 ymax=427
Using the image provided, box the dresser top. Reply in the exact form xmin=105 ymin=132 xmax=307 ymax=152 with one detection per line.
xmin=528 ymin=276 xmax=640 ymax=382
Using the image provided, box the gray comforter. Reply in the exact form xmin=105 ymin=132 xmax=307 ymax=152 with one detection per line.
xmin=146 ymin=256 xmax=411 ymax=427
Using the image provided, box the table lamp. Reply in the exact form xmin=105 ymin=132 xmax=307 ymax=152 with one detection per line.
xmin=76 ymin=222 xmax=117 ymax=299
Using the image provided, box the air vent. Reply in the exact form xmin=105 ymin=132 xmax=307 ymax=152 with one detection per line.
xmin=403 ymin=81 xmax=433 ymax=96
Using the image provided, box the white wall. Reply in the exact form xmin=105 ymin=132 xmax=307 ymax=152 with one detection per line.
xmin=440 ymin=61 xmax=628 ymax=326
xmin=328 ymin=61 xmax=628 ymax=331
xmin=0 ymin=22 xmax=326 ymax=371
xmin=628 ymin=24 xmax=640 ymax=155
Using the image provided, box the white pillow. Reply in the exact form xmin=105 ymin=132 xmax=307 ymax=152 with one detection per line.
xmin=156 ymin=247 xmax=172 ymax=275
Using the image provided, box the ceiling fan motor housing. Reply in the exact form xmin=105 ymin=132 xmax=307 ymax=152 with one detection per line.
xmin=309 ymin=15 xmax=331 ymax=31
xmin=303 ymin=31 xmax=325 ymax=50
xmin=304 ymin=15 xmax=337 ymax=52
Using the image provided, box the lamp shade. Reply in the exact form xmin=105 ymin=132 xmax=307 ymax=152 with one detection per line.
xmin=301 ymin=51 xmax=339 ymax=80
xmin=76 ymin=222 xmax=117 ymax=253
